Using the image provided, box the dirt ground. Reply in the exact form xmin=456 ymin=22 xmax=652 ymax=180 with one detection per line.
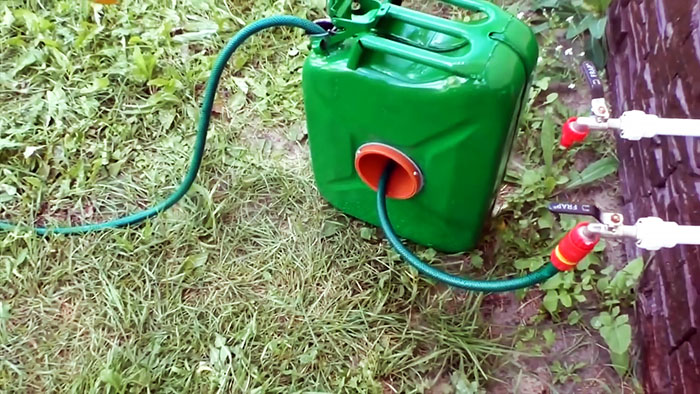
xmin=481 ymin=90 xmax=636 ymax=393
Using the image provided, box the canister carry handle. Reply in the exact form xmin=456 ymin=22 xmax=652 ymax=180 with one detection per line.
xmin=358 ymin=34 xmax=484 ymax=76
xmin=355 ymin=0 xmax=512 ymax=77
xmin=391 ymin=0 xmax=502 ymax=17
xmin=384 ymin=5 xmax=485 ymax=40
xmin=437 ymin=0 xmax=502 ymax=19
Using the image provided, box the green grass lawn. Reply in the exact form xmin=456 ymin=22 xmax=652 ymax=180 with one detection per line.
xmin=1 ymin=0 xmax=636 ymax=392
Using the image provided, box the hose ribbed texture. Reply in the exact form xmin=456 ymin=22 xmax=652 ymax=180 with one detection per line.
xmin=0 ymin=16 xmax=326 ymax=235
xmin=377 ymin=166 xmax=560 ymax=292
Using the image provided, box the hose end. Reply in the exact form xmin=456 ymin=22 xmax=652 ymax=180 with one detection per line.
xmin=550 ymin=222 xmax=600 ymax=271
xmin=560 ymin=117 xmax=590 ymax=149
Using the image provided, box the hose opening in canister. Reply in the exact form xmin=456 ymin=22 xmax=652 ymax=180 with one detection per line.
xmin=355 ymin=143 xmax=423 ymax=200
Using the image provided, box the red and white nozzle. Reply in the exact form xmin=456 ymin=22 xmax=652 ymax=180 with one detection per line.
xmin=551 ymin=222 xmax=600 ymax=271
xmin=560 ymin=117 xmax=591 ymax=149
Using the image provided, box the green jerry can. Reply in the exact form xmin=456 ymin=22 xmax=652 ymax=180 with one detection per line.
xmin=303 ymin=0 xmax=539 ymax=253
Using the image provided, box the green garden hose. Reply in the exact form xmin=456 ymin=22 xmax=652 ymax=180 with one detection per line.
xmin=376 ymin=166 xmax=561 ymax=292
xmin=0 ymin=16 xmax=326 ymax=235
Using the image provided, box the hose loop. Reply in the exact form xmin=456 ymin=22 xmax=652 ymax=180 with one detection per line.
xmin=376 ymin=165 xmax=560 ymax=292
xmin=0 ymin=16 xmax=326 ymax=235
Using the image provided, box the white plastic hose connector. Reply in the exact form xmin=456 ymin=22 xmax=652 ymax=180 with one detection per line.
xmin=617 ymin=111 xmax=700 ymax=140
xmin=577 ymin=111 xmax=700 ymax=140
xmin=633 ymin=217 xmax=700 ymax=251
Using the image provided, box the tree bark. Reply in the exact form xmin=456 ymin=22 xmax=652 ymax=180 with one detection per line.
xmin=606 ymin=0 xmax=700 ymax=393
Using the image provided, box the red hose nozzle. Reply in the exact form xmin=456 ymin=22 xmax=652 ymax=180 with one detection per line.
xmin=551 ymin=222 xmax=600 ymax=271
xmin=560 ymin=117 xmax=590 ymax=149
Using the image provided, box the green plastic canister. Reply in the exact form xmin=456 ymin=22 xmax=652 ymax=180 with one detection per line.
xmin=303 ymin=0 xmax=538 ymax=252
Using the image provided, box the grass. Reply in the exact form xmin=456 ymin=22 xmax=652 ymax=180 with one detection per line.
xmin=1 ymin=0 xmax=636 ymax=392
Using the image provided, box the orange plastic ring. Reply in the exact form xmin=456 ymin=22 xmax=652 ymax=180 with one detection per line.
xmin=354 ymin=143 xmax=423 ymax=200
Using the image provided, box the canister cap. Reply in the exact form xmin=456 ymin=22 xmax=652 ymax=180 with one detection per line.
xmin=355 ymin=143 xmax=423 ymax=200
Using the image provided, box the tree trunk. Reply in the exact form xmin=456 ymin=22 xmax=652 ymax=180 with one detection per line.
xmin=606 ymin=0 xmax=700 ymax=393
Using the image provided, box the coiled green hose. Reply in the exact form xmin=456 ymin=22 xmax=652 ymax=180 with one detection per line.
xmin=0 ymin=16 xmax=326 ymax=235
xmin=376 ymin=166 xmax=560 ymax=292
